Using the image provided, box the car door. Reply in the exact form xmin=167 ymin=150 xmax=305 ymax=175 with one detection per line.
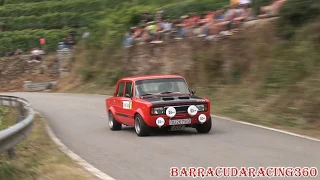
xmin=119 ymin=81 xmax=135 ymax=126
xmin=113 ymin=81 xmax=126 ymax=124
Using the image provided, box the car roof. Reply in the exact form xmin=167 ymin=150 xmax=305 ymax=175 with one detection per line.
xmin=119 ymin=74 xmax=184 ymax=81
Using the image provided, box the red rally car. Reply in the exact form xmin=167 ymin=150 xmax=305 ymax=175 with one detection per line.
xmin=106 ymin=74 xmax=212 ymax=137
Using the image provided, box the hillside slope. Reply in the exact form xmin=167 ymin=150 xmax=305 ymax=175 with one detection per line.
xmin=56 ymin=16 xmax=320 ymax=137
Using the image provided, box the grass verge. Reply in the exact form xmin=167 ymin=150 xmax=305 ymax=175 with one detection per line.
xmin=0 ymin=106 xmax=17 ymax=131
xmin=0 ymin=114 xmax=96 ymax=180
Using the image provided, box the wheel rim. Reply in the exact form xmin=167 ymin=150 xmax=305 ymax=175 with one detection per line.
xmin=135 ymin=117 xmax=141 ymax=134
xmin=109 ymin=113 xmax=113 ymax=128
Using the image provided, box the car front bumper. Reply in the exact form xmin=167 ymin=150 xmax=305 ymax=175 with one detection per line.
xmin=146 ymin=112 xmax=211 ymax=128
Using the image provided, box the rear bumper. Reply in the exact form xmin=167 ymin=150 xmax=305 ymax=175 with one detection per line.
xmin=145 ymin=112 xmax=211 ymax=127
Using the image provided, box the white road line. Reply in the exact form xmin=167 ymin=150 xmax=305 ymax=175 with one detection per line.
xmin=211 ymin=114 xmax=320 ymax=142
xmin=36 ymin=112 xmax=115 ymax=180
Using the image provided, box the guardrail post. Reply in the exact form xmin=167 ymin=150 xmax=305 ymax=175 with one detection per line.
xmin=17 ymin=102 xmax=24 ymax=123
xmin=8 ymin=148 xmax=16 ymax=159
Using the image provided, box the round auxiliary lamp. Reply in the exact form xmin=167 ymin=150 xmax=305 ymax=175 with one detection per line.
xmin=166 ymin=106 xmax=176 ymax=118
xmin=187 ymin=105 xmax=198 ymax=116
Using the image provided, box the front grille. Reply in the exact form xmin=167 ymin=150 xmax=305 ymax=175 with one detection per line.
xmin=164 ymin=105 xmax=190 ymax=114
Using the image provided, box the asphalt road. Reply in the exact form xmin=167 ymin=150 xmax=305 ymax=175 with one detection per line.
xmin=1 ymin=92 xmax=320 ymax=180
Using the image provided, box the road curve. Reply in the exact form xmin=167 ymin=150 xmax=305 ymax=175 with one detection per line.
xmin=1 ymin=92 xmax=319 ymax=180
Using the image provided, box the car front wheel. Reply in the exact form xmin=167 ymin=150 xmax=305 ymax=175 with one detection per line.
xmin=109 ymin=111 xmax=122 ymax=131
xmin=196 ymin=117 xmax=212 ymax=133
xmin=134 ymin=114 xmax=151 ymax=137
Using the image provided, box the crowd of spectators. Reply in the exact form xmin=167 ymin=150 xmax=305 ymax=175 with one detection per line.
xmin=123 ymin=0 xmax=287 ymax=47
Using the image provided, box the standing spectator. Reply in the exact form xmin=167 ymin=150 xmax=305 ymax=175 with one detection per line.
xmin=39 ymin=36 xmax=46 ymax=50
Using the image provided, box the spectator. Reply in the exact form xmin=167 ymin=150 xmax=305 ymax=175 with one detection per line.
xmin=161 ymin=19 xmax=172 ymax=32
xmin=197 ymin=12 xmax=216 ymax=38
xmin=141 ymin=11 xmax=152 ymax=22
xmin=14 ymin=49 xmax=24 ymax=55
xmin=58 ymin=42 xmax=65 ymax=50
xmin=6 ymin=51 xmax=14 ymax=57
xmin=188 ymin=13 xmax=201 ymax=28
xmin=233 ymin=1 xmax=253 ymax=23
xmin=65 ymin=36 xmax=75 ymax=49
xmin=147 ymin=21 xmax=157 ymax=41
xmin=155 ymin=10 xmax=164 ymax=22
xmin=209 ymin=3 xmax=240 ymax=36
xmin=123 ymin=27 xmax=135 ymax=47
xmin=258 ymin=0 xmax=287 ymax=18
xmin=131 ymin=26 xmax=143 ymax=44
xmin=29 ymin=48 xmax=43 ymax=63
xmin=141 ymin=25 xmax=152 ymax=43
xmin=151 ymin=21 xmax=165 ymax=43
xmin=174 ymin=16 xmax=189 ymax=38
xmin=39 ymin=36 xmax=46 ymax=50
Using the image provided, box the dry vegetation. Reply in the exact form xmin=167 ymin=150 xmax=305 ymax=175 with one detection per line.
xmin=0 ymin=114 xmax=96 ymax=180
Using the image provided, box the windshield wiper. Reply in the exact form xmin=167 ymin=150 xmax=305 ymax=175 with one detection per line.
xmin=160 ymin=91 xmax=174 ymax=94
xmin=140 ymin=93 xmax=154 ymax=96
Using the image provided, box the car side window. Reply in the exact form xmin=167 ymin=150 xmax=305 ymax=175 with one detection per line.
xmin=125 ymin=82 xmax=132 ymax=97
xmin=117 ymin=82 xmax=125 ymax=97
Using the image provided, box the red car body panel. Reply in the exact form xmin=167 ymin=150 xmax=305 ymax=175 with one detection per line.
xmin=106 ymin=74 xmax=211 ymax=128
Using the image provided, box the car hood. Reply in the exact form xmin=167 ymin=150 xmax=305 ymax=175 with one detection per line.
xmin=140 ymin=94 xmax=207 ymax=105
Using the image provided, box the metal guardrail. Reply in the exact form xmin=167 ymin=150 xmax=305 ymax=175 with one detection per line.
xmin=0 ymin=95 xmax=35 ymax=159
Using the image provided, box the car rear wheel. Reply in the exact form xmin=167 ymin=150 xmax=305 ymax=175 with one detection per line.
xmin=109 ymin=111 xmax=122 ymax=131
xmin=196 ymin=117 xmax=212 ymax=133
xmin=134 ymin=114 xmax=151 ymax=137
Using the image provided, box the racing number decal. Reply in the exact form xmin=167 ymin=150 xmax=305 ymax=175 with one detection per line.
xmin=168 ymin=110 xmax=174 ymax=115
xmin=123 ymin=101 xmax=132 ymax=109
xmin=190 ymin=108 xmax=196 ymax=114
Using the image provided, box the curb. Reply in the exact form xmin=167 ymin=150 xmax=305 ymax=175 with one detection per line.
xmin=36 ymin=112 xmax=115 ymax=180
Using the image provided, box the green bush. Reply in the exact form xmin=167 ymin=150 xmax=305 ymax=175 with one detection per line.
xmin=0 ymin=27 xmax=87 ymax=54
xmin=161 ymin=0 xmax=228 ymax=19
xmin=265 ymin=22 xmax=320 ymax=88
xmin=0 ymin=0 xmax=119 ymax=17
xmin=5 ymin=0 xmax=59 ymax=4
xmin=0 ymin=11 xmax=106 ymax=31
xmin=277 ymin=0 xmax=320 ymax=39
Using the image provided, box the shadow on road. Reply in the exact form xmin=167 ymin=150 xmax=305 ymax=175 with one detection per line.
xmin=119 ymin=126 xmax=222 ymax=137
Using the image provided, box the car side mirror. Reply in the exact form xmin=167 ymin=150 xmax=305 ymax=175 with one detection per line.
xmin=125 ymin=94 xmax=132 ymax=98
xmin=191 ymin=89 xmax=196 ymax=95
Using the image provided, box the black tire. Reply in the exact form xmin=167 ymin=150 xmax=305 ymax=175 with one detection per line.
xmin=108 ymin=111 xmax=122 ymax=131
xmin=134 ymin=114 xmax=151 ymax=137
xmin=196 ymin=117 xmax=212 ymax=133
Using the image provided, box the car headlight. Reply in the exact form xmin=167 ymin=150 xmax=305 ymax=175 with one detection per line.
xmin=151 ymin=107 xmax=164 ymax=115
xmin=196 ymin=104 xmax=208 ymax=112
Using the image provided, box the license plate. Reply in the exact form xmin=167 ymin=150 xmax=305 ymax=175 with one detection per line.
xmin=169 ymin=118 xmax=191 ymax=125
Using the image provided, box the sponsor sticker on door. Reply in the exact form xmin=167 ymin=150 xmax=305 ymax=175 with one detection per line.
xmin=123 ymin=101 xmax=132 ymax=109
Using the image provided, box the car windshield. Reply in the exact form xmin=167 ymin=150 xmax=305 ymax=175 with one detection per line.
xmin=135 ymin=78 xmax=190 ymax=96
